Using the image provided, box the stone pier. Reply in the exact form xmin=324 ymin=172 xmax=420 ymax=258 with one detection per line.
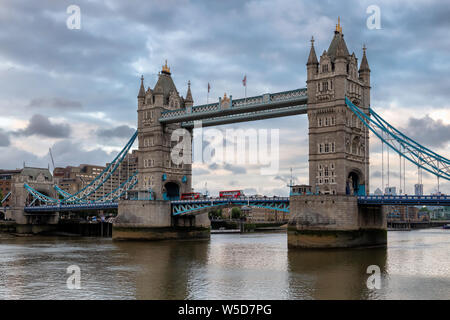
xmin=288 ymin=195 xmax=387 ymax=248
xmin=112 ymin=200 xmax=210 ymax=241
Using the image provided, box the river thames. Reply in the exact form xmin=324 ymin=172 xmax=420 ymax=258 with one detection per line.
xmin=0 ymin=229 xmax=449 ymax=300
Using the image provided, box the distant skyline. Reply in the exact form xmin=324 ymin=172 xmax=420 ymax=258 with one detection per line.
xmin=0 ymin=0 xmax=449 ymax=196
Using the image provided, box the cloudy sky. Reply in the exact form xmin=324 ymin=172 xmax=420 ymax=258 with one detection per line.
xmin=0 ymin=0 xmax=449 ymax=196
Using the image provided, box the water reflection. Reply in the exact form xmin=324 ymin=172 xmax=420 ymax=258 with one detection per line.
xmin=287 ymin=247 xmax=387 ymax=299
xmin=113 ymin=240 xmax=210 ymax=299
xmin=0 ymin=230 xmax=449 ymax=299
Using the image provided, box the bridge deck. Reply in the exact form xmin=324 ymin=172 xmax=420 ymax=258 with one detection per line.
xmin=23 ymin=195 xmax=450 ymax=214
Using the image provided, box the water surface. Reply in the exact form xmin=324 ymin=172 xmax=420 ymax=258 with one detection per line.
xmin=0 ymin=229 xmax=449 ymax=299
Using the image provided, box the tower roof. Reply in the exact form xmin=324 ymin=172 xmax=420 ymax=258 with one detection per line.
xmin=327 ymin=18 xmax=349 ymax=61
xmin=359 ymin=45 xmax=370 ymax=72
xmin=307 ymin=36 xmax=319 ymax=65
xmin=137 ymin=75 xmax=145 ymax=98
xmin=153 ymin=62 xmax=178 ymax=99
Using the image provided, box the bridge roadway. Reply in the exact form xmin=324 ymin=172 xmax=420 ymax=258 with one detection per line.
xmin=23 ymin=195 xmax=450 ymax=214
xmin=159 ymin=88 xmax=308 ymax=128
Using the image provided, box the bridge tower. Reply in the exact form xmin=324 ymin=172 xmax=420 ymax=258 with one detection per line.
xmin=306 ymin=20 xmax=371 ymax=196
xmin=136 ymin=61 xmax=193 ymax=200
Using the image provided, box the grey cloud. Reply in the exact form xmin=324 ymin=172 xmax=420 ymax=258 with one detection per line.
xmin=0 ymin=129 xmax=10 ymax=147
xmin=0 ymin=140 xmax=118 ymax=170
xmin=371 ymin=171 xmax=400 ymax=179
xmin=49 ymin=139 xmax=118 ymax=168
xmin=401 ymin=115 xmax=450 ymax=148
xmin=16 ymin=114 xmax=71 ymax=138
xmin=208 ymin=163 xmax=219 ymax=170
xmin=96 ymin=125 xmax=136 ymax=139
xmin=27 ymin=97 xmax=82 ymax=110
xmin=244 ymin=188 xmax=257 ymax=195
xmin=223 ymin=164 xmax=247 ymax=174
xmin=193 ymin=167 xmax=210 ymax=175
xmin=205 ymin=163 xmax=246 ymax=174
xmin=0 ymin=147 xmax=42 ymax=169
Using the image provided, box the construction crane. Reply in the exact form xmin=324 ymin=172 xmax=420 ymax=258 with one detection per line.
xmin=49 ymin=148 xmax=55 ymax=172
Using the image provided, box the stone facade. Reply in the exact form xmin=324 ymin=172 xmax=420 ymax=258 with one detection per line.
xmin=113 ymin=200 xmax=210 ymax=240
xmin=136 ymin=62 xmax=193 ymax=200
xmin=288 ymin=195 xmax=386 ymax=248
xmin=9 ymin=167 xmax=59 ymax=229
xmin=306 ymin=23 xmax=371 ymax=196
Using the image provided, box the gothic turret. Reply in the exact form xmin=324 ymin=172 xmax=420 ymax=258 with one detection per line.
xmin=137 ymin=75 xmax=145 ymax=108
xmin=359 ymin=45 xmax=371 ymax=108
xmin=185 ymin=80 xmax=193 ymax=108
xmin=359 ymin=45 xmax=370 ymax=73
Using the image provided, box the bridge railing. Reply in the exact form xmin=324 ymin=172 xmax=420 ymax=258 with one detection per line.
xmin=159 ymin=88 xmax=307 ymax=120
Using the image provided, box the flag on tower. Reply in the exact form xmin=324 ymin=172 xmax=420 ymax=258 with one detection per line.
xmin=207 ymin=82 xmax=211 ymax=93
xmin=242 ymin=75 xmax=247 ymax=87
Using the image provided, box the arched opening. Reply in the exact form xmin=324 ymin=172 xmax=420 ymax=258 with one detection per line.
xmin=163 ymin=182 xmax=180 ymax=200
xmin=346 ymin=171 xmax=360 ymax=195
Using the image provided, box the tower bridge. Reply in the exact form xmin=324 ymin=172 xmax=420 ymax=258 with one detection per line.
xmin=14 ymin=20 xmax=450 ymax=247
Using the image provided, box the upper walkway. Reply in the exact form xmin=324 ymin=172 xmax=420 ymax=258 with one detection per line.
xmin=159 ymin=88 xmax=307 ymax=127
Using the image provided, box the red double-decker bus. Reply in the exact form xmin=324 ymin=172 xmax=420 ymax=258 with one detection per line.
xmin=219 ymin=190 xmax=245 ymax=198
xmin=180 ymin=192 xmax=202 ymax=200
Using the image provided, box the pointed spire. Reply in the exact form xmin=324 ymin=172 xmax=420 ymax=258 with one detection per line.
xmin=335 ymin=17 xmax=342 ymax=34
xmin=359 ymin=44 xmax=370 ymax=72
xmin=162 ymin=60 xmax=171 ymax=75
xmin=137 ymin=75 xmax=145 ymax=98
xmin=185 ymin=80 xmax=193 ymax=102
xmin=307 ymin=36 xmax=318 ymax=65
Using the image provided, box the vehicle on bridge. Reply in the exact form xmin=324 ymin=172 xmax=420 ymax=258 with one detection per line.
xmin=180 ymin=192 xmax=203 ymax=200
xmin=219 ymin=190 xmax=245 ymax=198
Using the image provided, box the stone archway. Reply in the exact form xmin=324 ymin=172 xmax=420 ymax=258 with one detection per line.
xmin=163 ymin=182 xmax=180 ymax=200
xmin=346 ymin=171 xmax=361 ymax=195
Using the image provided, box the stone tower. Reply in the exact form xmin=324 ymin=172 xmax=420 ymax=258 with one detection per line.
xmin=136 ymin=61 xmax=193 ymax=200
xmin=306 ymin=19 xmax=371 ymax=195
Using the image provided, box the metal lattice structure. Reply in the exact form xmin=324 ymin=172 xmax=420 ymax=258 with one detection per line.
xmin=171 ymin=197 xmax=290 ymax=215
xmin=1 ymin=191 xmax=11 ymax=204
xmin=345 ymin=97 xmax=450 ymax=181
xmin=24 ymin=131 xmax=138 ymax=205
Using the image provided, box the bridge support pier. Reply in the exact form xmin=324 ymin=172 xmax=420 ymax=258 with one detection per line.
xmin=112 ymin=200 xmax=210 ymax=241
xmin=10 ymin=206 xmax=59 ymax=234
xmin=288 ymin=195 xmax=387 ymax=249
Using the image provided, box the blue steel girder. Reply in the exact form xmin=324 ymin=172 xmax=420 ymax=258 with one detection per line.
xmin=24 ymin=202 xmax=119 ymax=213
xmin=171 ymin=197 xmax=290 ymax=215
xmin=159 ymin=88 xmax=307 ymax=127
xmin=24 ymin=131 xmax=138 ymax=205
xmin=357 ymin=195 xmax=450 ymax=206
xmin=345 ymin=97 xmax=450 ymax=181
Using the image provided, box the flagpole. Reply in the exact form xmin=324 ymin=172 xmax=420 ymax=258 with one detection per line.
xmin=243 ymin=74 xmax=247 ymax=104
